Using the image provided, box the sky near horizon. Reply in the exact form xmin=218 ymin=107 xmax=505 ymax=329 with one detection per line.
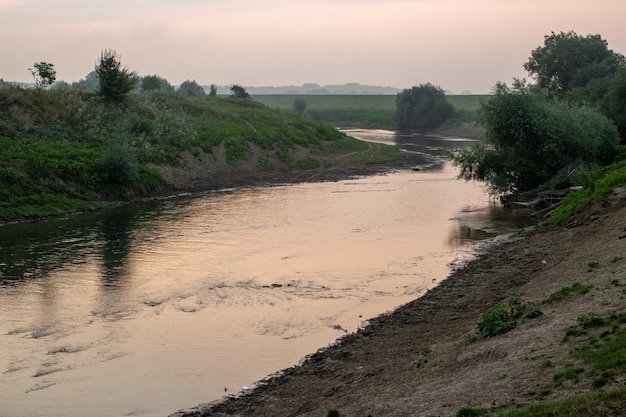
xmin=1 ymin=0 xmax=625 ymax=94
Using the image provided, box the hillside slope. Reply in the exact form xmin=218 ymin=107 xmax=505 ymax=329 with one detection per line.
xmin=0 ymin=88 xmax=408 ymax=223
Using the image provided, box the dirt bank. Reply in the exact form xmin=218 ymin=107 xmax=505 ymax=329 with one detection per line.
xmin=154 ymin=141 xmax=425 ymax=196
xmin=169 ymin=187 xmax=626 ymax=417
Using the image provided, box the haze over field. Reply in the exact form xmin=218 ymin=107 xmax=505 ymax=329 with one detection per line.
xmin=1 ymin=0 xmax=625 ymax=94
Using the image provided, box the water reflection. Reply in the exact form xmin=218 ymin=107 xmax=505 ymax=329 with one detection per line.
xmin=342 ymin=128 xmax=479 ymax=169
xmin=0 ymin=198 xmax=192 ymax=287
xmin=0 ymin=131 xmax=535 ymax=417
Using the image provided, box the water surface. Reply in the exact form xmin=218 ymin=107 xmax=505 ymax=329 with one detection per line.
xmin=0 ymin=131 xmax=531 ymax=417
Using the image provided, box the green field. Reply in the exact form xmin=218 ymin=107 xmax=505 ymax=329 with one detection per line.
xmin=252 ymin=94 xmax=489 ymax=112
xmin=251 ymin=94 xmax=488 ymax=130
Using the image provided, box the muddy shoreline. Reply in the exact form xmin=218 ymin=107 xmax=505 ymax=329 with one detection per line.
xmin=169 ymin=187 xmax=626 ymax=416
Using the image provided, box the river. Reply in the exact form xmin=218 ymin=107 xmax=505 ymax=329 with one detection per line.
xmin=0 ymin=130 xmax=531 ymax=417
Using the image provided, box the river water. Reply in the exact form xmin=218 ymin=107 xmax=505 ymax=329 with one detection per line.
xmin=0 ymin=130 xmax=531 ymax=417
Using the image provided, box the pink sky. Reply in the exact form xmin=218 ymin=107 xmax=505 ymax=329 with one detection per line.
xmin=1 ymin=0 xmax=625 ymax=93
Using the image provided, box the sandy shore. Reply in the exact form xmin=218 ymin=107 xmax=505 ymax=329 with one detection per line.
xmin=169 ymin=185 xmax=626 ymax=417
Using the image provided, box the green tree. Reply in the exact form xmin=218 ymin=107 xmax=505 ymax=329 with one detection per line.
xmin=74 ymin=71 xmax=100 ymax=92
xmin=29 ymin=62 xmax=56 ymax=89
xmin=293 ymin=98 xmax=307 ymax=116
xmin=451 ymin=83 xmax=620 ymax=196
xmin=395 ymin=83 xmax=454 ymax=130
xmin=209 ymin=84 xmax=218 ymax=97
xmin=603 ymin=69 xmax=626 ymax=140
xmin=95 ymin=49 xmax=138 ymax=102
xmin=567 ymin=69 xmax=626 ymax=141
xmin=51 ymin=80 xmax=71 ymax=90
xmin=524 ymin=31 xmax=626 ymax=96
xmin=230 ymin=84 xmax=250 ymax=99
xmin=177 ymin=80 xmax=206 ymax=97
xmin=141 ymin=75 xmax=174 ymax=92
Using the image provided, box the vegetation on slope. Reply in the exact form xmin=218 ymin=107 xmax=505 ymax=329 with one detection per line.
xmin=0 ymin=85 xmax=394 ymax=223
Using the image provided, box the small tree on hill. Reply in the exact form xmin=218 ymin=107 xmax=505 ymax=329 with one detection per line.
xmin=95 ymin=49 xmax=138 ymax=102
xmin=230 ymin=84 xmax=250 ymax=99
xmin=395 ymin=83 xmax=454 ymax=130
xmin=178 ymin=80 xmax=206 ymax=97
xmin=29 ymin=62 xmax=56 ymax=89
xmin=141 ymin=75 xmax=174 ymax=92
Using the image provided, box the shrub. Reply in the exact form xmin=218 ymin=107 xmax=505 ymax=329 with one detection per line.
xmin=178 ymin=80 xmax=206 ymax=97
xmin=395 ymin=83 xmax=454 ymax=130
xmin=452 ymin=83 xmax=620 ymax=196
xmin=99 ymin=144 xmax=138 ymax=184
xmin=230 ymin=84 xmax=250 ymax=99
xmin=477 ymin=305 xmax=516 ymax=337
xmin=476 ymin=294 xmax=541 ymax=337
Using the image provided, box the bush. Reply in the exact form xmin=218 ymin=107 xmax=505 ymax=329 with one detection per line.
xmin=476 ymin=294 xmax=541 ymax=337
xmin=178 ymin=80 xmax=206 ymax=97
xmin=230 ymin=84 xmax=250 ymax=99
xmin=477 ymin=305 xmax=516 ymax=337
xmin=99 ymin=144 xmax=138 ymax=184
xmin=395 ymin=83 xmax=454 ymax=130
xmin=452 ymin=83 xmax=620 ymax=196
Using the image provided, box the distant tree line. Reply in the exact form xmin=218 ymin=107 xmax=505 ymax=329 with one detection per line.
xmin=22 ymin=49 xmax=250 ymax=101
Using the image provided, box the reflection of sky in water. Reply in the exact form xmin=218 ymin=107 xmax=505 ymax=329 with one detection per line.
xmin=343 ymin=129 xmax=480 ymax=168
xmin=0 ymin=136 xmax=531 ymax=417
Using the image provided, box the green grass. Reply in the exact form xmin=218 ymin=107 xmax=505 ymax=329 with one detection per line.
xmin=455 ymin=386 xmax=626 ymax=416
xmin=542 ymin=283 xmax=591 ymax=304
xmin=473 ymin=294 xmax=542 ymax=339
xmin=542 ymin=159 xmax=626 ymax=228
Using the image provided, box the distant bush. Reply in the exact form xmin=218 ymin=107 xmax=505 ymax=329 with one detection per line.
xmin=293 ymin=98 xmax=307 ymax=116
xmin=178 ymin=80 xmax=206 ymax=97
xmin=395 ymin=83 xmax=454 ymax=130
xmin=230 ymin=84 xmax=250 ymax=99
xmin=141 ymin=75 xmax=174 ymax=92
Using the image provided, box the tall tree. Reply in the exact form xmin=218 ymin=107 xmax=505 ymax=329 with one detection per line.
xmin=29 ymin=62 xmax=56 ymax=89
xmin=95 ymin=49 xmax=138 ymax=102
xmin=395 ymin=83 xmax=454 ymax=130
xmin=524 ymin=31 xmax=626 ymax=96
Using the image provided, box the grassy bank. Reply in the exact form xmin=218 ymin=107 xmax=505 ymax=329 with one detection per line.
xmin=252 ymin=94 xmax=488 ymax=130
xmin=0 ymin=86 xmax=404 ymax=223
